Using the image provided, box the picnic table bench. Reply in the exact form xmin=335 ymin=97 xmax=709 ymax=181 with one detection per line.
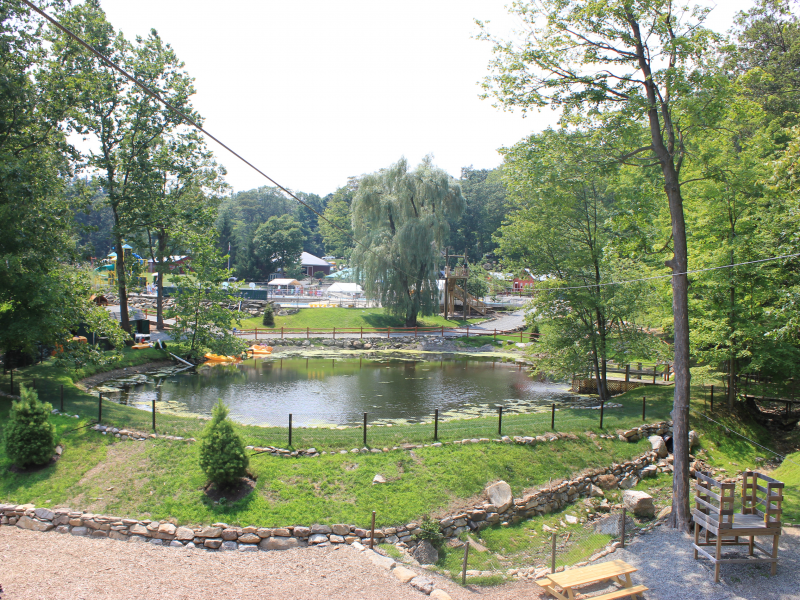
xmin=536 ymin=559 xmax=648 ymax=600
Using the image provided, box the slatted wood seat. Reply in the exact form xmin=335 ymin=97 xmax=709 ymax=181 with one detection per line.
xmin=536 ymin=559 xmax=648 ymax=599
xmin=692 ymin=470 xmax=784 ymax=583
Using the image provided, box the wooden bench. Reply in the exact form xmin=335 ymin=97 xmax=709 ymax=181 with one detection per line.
xmin=692 ymin=470 xmax=784 ymax=583
xmin=536 ymin=559 xmax=648 ymax=600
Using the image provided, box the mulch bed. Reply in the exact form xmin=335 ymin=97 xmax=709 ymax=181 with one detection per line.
xmin=203 ymin=474 xmax=257 ymax=503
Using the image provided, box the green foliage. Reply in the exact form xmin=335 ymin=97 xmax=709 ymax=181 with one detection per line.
xmin=319 ymin=188 xmax=355 ymax=257
xmin=415 ymin=515 xmax=444 ymax=549
xmin=449 ymin=167 xmax=508 ymax=262
xmin=313 ymin=271 xmax=326 ymax=280
xmin=352 ymin=157 xmax=464 ymax=326
xmin=261 ymin=303 xmax=275 ymax=327
xmin=248 ymin=214 xmax=304 ymax=280
xmin=3 ymin=385 xmax=56 ymax=468
xmin=198 ymin=399 xmax=249 ymax=488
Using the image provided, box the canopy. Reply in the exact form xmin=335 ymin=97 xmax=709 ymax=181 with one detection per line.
xmin=328 ymin=282 xmax=362 ymax=295
xmin=267 ymin=279 xmax=301 ymax=287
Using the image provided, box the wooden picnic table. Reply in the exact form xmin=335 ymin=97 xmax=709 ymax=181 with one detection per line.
xmin=536 ymin=559 xmax=648 ymax=600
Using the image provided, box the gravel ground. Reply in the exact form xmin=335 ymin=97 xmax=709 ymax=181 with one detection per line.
xmin=600 ymin=524 xmax=800 ymax=600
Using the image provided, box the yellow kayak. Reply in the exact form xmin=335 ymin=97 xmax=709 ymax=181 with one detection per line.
xmin=247 ymin=345 xmax=273 ymax=355
xmin=204 ymin=353 xmax=238 ymax=362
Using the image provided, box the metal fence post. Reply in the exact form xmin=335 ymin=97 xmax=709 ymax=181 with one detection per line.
xmin=551 ymin=403 xmax=555 ymax=430
xmin=551 ymin=532 xmax=557 ymax=573
xmin=462 ymin=541 xmax=470 ymax=584
xmin=370 ymin=510 xmax=376 ymax=549
xmin=600 ymin=401 xmax=605 ymax=429
xmin=98 ymin=392 xmax=102 ymax=423
xmin=289 ymin=413 xmax=293 ymax=447
xmin=498 ymin=406 xmax=503 ymax=436
xmin=621 ymin=508 xmax=627 ymax=548
xmin=642 ymin=396 xmax=646 ymax=421
xmin=363 ymin=412 xmax=367 ymax=447
xmin=152 ymin=398 xmax=156 ymax=431
xmin=434 ymin=409 xmax=439 ymax=441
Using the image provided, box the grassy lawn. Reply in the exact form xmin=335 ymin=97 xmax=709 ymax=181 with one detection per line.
xmin=238 ymin=307 xmax=477 ymax=331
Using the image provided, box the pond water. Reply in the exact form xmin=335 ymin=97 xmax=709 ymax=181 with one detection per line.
xmin=95 ymin=356 xmax=589 ymax=427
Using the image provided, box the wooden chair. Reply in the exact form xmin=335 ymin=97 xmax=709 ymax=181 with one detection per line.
xmin=692 ymin=470 xmax=784 ymax=583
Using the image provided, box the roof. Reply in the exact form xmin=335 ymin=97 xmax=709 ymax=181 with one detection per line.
xmin=267 ymin=279 xmax=302 ymax=286
xmin=328 ymin=282 xmax=363 ymax=294
xmin=300 ymin=252 xmax=330 ymax=267
xmin=325 ymin=267 xmax=353 ymax=279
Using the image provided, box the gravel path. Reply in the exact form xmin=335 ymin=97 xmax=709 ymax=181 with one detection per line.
xmin=600 ymin=524 xmax=800 ymax=600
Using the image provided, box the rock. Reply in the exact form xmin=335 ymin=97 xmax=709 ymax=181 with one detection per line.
xmin=308 ymin=534 xmax=328 ymax=545
xmin=590 ymin=484 xmax=605 ymax=497
xmin=593 ymin=514 xmax=635 ymax=536
xmin=169 ymin=540 xmax=184 ymax=547
xmin=129 ymin=523 xmax=149 ymax=536
xmin=596 ymin=474 xmax=617 ymax=490
xmin=430 ymin=590 xmax=453 ymax=600
xmin=623 ymin=490 xmax=655 ymax=517
xmin=16 ymin=516 xmax=53 ymax=532
xmin=648 ymin=435 xmax=669 ymax=458
xmin=411 ymin=539 xmax=439 ymax=565
xmin=204 ymin=538 xmax=223 ymax=549
xmin=292 ymin=526 xmax=310 ymax=538
xmin=641 ymin=465 xmax=658 ymax=478
xmin=222 ymin=528 xmax=240 ymax=541
xmin=158 ymin=522 xmax=177 ymax=536
xmin=221 ymin=541 xmax=238 ymax=551
xmin=619 ymin=475 xmax=638 ymax=490
xmin=393 ymin=566 xmax=417 ymax=583
xmin=239 ymin=544 xmax=258 ymax=552
xmin=657 ymin=506 xmax=672 ymax=520
xmin=175 ymin=527 xmax=195 ymax=541
xmin=272 ymin=527 xmax=291 ymax=536
xmin=109 ymin=531 xmax=128 ymax=541
xmin=485 ymin=480 xmax=513 ymax=513
xmin=372 ymin=474 xmax=386 ymax=485
xmin=410 ymin=576 xmax=434 ymax=595
xmin=311 ymin=524 xmax=332 ymax=534
xmin=564 ymin=515 xmax=578 ymax=525
xmin=260 ymin=537 xmax=303 ymax=550
xmin=688 ymin=430 xmax=700 ymax=449
xmin=70 ymin=526 xmax=89 ymax=536
xmin=366 ymin=549 xmax=396 ymax=570
xmin=331 ymin=524 xmax=349 ymax=536
xmin=329 ymin=535 xmax=345 ymax=543
xmin=238 ymin=533 xmax=261 ymax=544
xmin=34 ymin=508 xmax=55 ymax=521
xmin=196 ymin=527 xmax=222 ymax=538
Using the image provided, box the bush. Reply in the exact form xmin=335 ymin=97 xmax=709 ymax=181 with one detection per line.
xmin=313 ymin=271 xmax=326 ymax=280
xmin=3 ymin=384 xmax=57 ymax=467
xmin=199 ymin=399 xmax=249 ymax=489
xmin=414 ymin=515 xmax=444 ymax=549
xmin=262 ymin=302 xmax=275 ymax=327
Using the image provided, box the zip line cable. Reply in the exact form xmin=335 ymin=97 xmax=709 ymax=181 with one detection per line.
xmin=19 ymin=1 xmax=800 ymax=298
xmin=18 ymin=0 xmax=423 ymax=283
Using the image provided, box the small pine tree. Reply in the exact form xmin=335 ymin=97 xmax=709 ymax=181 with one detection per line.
xmin=3 ymin=384 xmax=56 ymax=467
xmin=199 ymin=399 xmax=249 ymax=489
xmin=262 ymin=302 xmax=275 ymax=327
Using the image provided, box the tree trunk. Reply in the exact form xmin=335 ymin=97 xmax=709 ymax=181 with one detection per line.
xmin=112 ymin=228 xmax=131 ymax=334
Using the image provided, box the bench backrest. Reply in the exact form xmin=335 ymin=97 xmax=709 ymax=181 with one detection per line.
xmin=695 ymin=472 xmax=736 ymax=527
xmin=742 ymin=470 xmax=784 ymax=527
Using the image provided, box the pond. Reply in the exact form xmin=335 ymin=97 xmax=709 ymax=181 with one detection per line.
xmin=94 ymin=356 xmax=592 ymax=427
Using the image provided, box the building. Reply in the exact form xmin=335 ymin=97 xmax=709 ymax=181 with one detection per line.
xmin=300 ymin=252 xmax=331 ymax=277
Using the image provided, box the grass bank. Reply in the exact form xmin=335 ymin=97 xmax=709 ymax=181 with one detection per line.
xmin=238 ymin=307 xmax=477 ymax=331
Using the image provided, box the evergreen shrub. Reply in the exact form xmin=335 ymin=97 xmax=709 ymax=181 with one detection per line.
xmin=262 ymin=302 xmax=275 ymax=327
xmin=199 ymin=399 xmax=249 ymax=488
xmin=3 ymin=384 xmax=57 ymax=467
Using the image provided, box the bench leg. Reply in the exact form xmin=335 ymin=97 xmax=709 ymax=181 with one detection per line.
xmin=771 ymin=534 xmax=779 ymax=576
xmin=714 ymin=535 xmax=722 ymax=583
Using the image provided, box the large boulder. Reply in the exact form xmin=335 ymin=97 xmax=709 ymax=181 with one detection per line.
xmin=648 ymin=435 xmax=669 ymax=458
xmin=688 ymin=430 xmax=700 ymax=449
xmin=593 ymin=513 xmax=636 ymax=536
xmin=411 ymin=539 xmax=440 ymax=565
xmin=485 ymin=480 xmax=513 ymax=513
xmin=596 ymin=474 xmax=617 ymax=490
xmin=15 ymin=516 xmax=53 ymax=532
xmin=623 ymin=490 xmax=655 ymax=517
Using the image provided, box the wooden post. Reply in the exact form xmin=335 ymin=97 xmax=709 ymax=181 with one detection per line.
xmin=288 ymin=413 xmax=293 ymax=447
xmin=498 ymin=406 xmax=503 ymax=436
xmin=333 ymin=327 xmax=336 ymax=340
xmin=621 ymin=508 xmax=627 ymax=548
xmin=652 ymin=366 xmax=657 ymax=385
xmin=462 ymin=542 xmax=470 ymax=584
xmin=60 ymin=385 xmax=64 ymax=412
xmin=363 ymin=412 xmax=367 ymax=447
xmin=255 ymin=327 xmax=258 ymax=340
xmin=600 ymin=401 xmax=605 ymax=429
xmin=152 ymin=398 xmax=156 ymax=431
xmin=493 ymin=329 xmax=497 ymax=341
xmin=441 ymin=325 xmax=444 ymax=338
xmin=551 ymin=403 xmax=555 ymax=430
xmin=415 ymin=325 xmax=417 ymax=338
xmin=466 ymin=325 xmax=469 ymax=338
xmin=370 ymin=511 xmax=376 ymax=550
xmin=434 ymin=409 xmax=439 ymax=441
xmin=642 ymin=396 xmax=646 ymax=421
xmin=307 ymin=327 xmax=310 ymax=339
xmin=625 ymin=364 xmax=630 ymax=383
xmin=551 ymin=532 xmax=557 ymax=573
xmin=360 ymin=326 xmax=363 ymax=339
xmin=281 ymin=326 xmax=284 ymax=340
xmin=387 ymin=327 xmax=390 ymax=339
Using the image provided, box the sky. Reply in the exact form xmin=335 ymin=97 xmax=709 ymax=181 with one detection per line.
xmin=94 ymin=0 xmax=756 ymax=197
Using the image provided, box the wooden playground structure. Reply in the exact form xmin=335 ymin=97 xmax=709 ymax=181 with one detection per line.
xmin=441 ymin=251 xmax=488 ymax=319
xmin=692 ymin=470 xmax=785 ymax=583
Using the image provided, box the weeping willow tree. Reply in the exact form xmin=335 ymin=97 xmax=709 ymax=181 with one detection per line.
xmin=352 ymin=157 xmax=464 ymax=326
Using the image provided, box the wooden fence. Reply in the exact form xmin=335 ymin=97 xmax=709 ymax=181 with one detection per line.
xmin=571 ymin=378 xmax=646 ymax=395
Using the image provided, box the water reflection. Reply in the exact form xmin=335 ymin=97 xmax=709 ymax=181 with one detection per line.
xmin=98 ymin=357 xmax=580 ymax=427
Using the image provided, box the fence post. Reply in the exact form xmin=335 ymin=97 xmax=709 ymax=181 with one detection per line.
xmin=462 ymin=542 xmax=470 ymax=584
xmin=360 ymin=326 xmax=363 ymax=339
xmin=551 ymin=403 xmax=555 ymax=430
xmin=363 ymin=412 xmax=367 ymax=447
xmin=98 ymin=392 xmax=102 ymax=423
xmin=625 ymin=364 xmax=630 ymax=383
xmin=520 ymin=331 xmax=523 ymax=343
xmin=307 ymin=327 xmax=310 ymax=339
xmin=414 ymin=325 xmax=417 ymax=338
xmin=152 ymin=398 xmax=156 ymax=431
xmin=642 ymin=396 xmax=646 ymax=421
xmin=498 ymin=406 xmax=503 ymax=436
xmin=60 ymin=384 xmax=64 ymax=412
xmin=652 ymin=366 xmax=657 ymax=385
xmin=600 ymin=401 xmax=605 ymax=429
xmin=441 ymin=325 xmax=444 ymax=338
xmin=434 ymin=408 xmax=439 ymax=441
xmin=621 ymin=508 xmax=627 ymax=548
xmin=551 ymin=532 xmax=557 ymax=573
xmin=288 ymin=413 xmax=293 ymax=447
xmin=281 ymin=326 xmax=284 ymax=340
xmin=387 ymin=327 xmax=391 ymax=339
xmin=255 ymin=327 xmax=258 ymax=341
xmin=710 ymin=385 xmax=714 ymax=414
xmin=466 ymin=325 xmax=469 ymax=338
xmin=370 ymin=511 xmax=376 ymax=550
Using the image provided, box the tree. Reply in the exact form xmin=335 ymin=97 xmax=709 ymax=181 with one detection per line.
xmin=3 ymin=384 xmax=56 ymax=468
xmin=166 ymin=235 xmax=245 ymax=360
xmin=498 ymin=129 xmax=661 ymax=400
xmin=199 ymin=399 xmax=249 ymax=489
xmin=351 ymin=157 xmax=464 ymax=326
xmin=52 ymin=1 xmax=198 ymax=333
xmin=480 ymin=0 xmax=720 ymax=532
xmin=449 ymin=167 xmax=507 ymax=262
xmin=319 ymin=195 xmax=354 ymax=257
xmin=250 ymin=214 xmax=304 ymax=280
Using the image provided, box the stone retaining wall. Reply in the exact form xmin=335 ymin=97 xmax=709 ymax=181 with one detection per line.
xmin=0 ymin=420 xmax=672 ymax=553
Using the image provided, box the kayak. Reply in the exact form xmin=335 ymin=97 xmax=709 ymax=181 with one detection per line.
xmin=247 ymin=345 xmax=273 ymax=355
xmin=132 ymin=343 xmax=151 ymax=350
xmin=204 ymin=353 xmax=238 ymax=362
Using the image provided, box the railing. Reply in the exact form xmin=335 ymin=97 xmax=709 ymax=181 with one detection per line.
xmin=231 ymin=325 xmax=540 ymax=342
